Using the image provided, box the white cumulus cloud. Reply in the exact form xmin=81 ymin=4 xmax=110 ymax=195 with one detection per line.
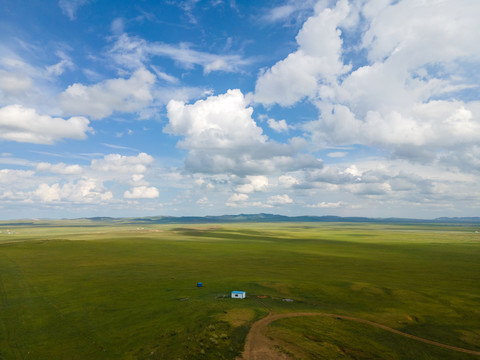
xmin=267 ymin=118 xmax=289 ymax=132
xmin=255 ymin=0 xmax=351 ymax=106
xmin=227 ymin=193 xmax=249 ymax=203
xmin=255 ymin=0 xmax=480 ymax=170
xmin=307 ymin=201 xmax=343 ymax=208
xmin=36 ymin=162 xmax=83 ymax=175
xmin=235 ymin=175 xmax=269 ymax=194
xmin=0 ymin=104 xmax=91 ymax=144
xmin=267 ymin=194 xmax=293 ymax=205
xmin=90 ymin=153 xmax=154 ymax=175
xmin=124 ymin=186 xmax=159 ymax=199
xmin=165 ymin=89 xmax=322 ymax=176
xmin=59 ymin=68 xmax=156 ymax=119
xmin=0 ymin=169 xmax=35 ymax=185
xmin=34 ymin=179 xmax=113 ymax=203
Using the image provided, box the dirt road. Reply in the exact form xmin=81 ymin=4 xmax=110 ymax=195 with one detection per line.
xmin=239 ymin=312 xmax=480 ymax=359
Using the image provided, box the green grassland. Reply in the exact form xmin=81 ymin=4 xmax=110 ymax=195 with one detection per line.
xmin=0 ymin=221 xmax=479 ymax=359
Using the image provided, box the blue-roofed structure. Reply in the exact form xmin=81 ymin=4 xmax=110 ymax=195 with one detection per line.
xmin=231 ymin=290 xmax=246 ymax=299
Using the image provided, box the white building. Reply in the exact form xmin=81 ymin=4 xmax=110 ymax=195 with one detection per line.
xmin=231 ymin=291 xmax=246 ymax=299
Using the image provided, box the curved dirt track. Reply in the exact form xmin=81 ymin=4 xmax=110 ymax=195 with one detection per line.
xmin=239 ymin=312 xmax=480 ymax=360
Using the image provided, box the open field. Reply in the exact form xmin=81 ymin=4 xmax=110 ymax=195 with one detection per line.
xmin=1 ymin=221 xmax=479 ymax=359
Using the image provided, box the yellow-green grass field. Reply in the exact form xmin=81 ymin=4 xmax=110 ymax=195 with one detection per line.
xmin=0 ymin=221 xmax=479 ymax=359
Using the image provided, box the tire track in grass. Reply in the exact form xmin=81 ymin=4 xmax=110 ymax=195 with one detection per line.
xmin=240 ymin=312 xmax=480 ymax=360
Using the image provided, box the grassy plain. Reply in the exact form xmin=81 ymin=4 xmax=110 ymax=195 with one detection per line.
xmin=0 ymin=221 xmax=479 ymax=359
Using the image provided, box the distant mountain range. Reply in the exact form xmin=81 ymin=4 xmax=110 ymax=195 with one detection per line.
xmin=81 ymin=213 xmax=480 ymax=225
xmin=2 ymin=213 xmax=480 ymax=226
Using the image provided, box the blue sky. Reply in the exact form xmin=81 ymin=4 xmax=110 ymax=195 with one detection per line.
xmin=1 ymin=0 xmax=479 ymax=220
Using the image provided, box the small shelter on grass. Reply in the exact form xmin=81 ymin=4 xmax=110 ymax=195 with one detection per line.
xmin=231 ymin=291 xmax=246 ymax=299
xmin=197 ymin=282 xmax=203 ymax=287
